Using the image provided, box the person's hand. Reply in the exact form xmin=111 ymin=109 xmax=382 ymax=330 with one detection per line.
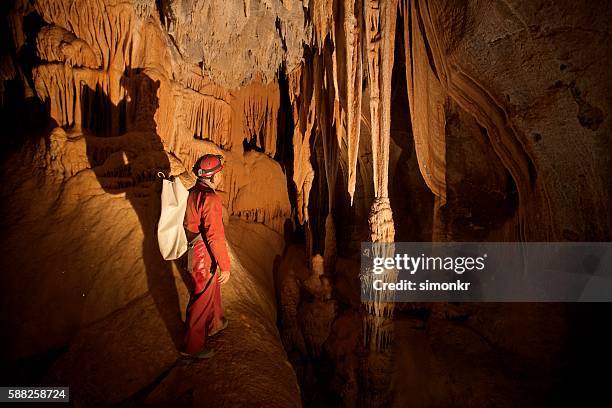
xmin=218 ymin=270 xmax=231 ymax=284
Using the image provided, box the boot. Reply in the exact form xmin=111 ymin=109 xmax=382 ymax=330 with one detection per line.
xmin=180 ymin=347 xmax=215 ymax=359
xmin=208 ymin=319 xmax=229 ymax=337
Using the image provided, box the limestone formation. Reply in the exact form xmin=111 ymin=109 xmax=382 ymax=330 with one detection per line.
xmin=343 ymin=0 xmax=363 ymax=205
xmin=289 ymin=64 xmax=316 ymax=225
xmin=1 ymin=0 xmax=610 ymax=406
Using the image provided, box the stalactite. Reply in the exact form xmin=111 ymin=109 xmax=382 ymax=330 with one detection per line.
xmin=30 ymin=2 xmax=155 ymax=138
xmin=344 ymin=0 xmax=364 ymax=205
xmin=29 ymin=0 xmax=156 ymax=137
xmin=313 ymin=118 xmax=328 ymax=253
xmin=24 ymin=0 xmax=294 ymax=238
xmin=238 ymin=81 xmax=280 ymax=157
xmin=32 ymin=64 xmax=115 ymax=130
xmin=184 ymin=91 xmax=231 ymax=148
xmin=329 ymin=4 xmax=343 ymax=156
xmin=32 ymin=63 xmax=165 ymax=139
xmin=160 ymin=70 xmax=230 ymax=158
xmin=34 ymin=0 xmax=137 ymax=71
xmin=366 ymin=0 xmax=398 ymax=201
xmin=32 ymin=64 xmax=75 ymax=128
xmin=181 ymin=68 xmax=231 ymax=101
xmin=232 ymin=151 xmax=293 ymax=235
xmin=289 ymin=64 xmax=316 ymax=225
xmin=133 ymin=0 xmax=156 ymax=19
xmin=310 ymin=0 xmax=335 ymax=49
xmin=362 ymin=0 xmax=399 ymax=352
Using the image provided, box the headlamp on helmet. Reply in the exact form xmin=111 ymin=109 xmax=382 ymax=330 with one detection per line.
xmin=193 ymin=154 xmax=224 ymax=178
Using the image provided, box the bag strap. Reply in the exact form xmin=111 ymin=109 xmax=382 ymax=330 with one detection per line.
xmin=187 ymin=189 xmax=218 ymax=297
xmin=187 ymin=234 xmax=217 ymax=298
xmin=198 ymin=270 xmax=217 ymax=296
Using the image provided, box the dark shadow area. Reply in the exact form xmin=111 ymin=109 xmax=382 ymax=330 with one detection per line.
xmin=273 ymin=219 xmax=299 ymax=317
xmin=332 ymin=168 xmax=354 ymax=256
xmin=0 ymin=3 xmax=49 ymax=157
xmin=242 ymin=138 xmax=266 ymax=153
xmin=0 ymin=346 xmax=69 ymax=387
xmin=550 ymin=303 xmax=612 ymax=406
xmin=275 ymin=63 xmax=299 ymax=235
xmin=81 ymin=69 xmax=190 ymax=351
xmin=389 ymin=18 xmax=435 ymax=242
xmin=0 ymin=4 xmax=64 ymax=385
xmin=155 ymin=0 xmax=175 ymax=31
xmin=309 ymin=127 xmax=327 ymax=256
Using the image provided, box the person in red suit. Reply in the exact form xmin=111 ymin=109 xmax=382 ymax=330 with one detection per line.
xmin=181 ymin=154 xmax=231 ymax=359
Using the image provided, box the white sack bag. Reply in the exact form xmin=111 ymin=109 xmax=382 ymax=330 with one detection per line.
xmin=157 ymin=173 xmax=189 ymax=260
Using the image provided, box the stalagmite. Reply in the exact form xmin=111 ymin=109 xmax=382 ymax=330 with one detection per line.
xmin=344 ymin=0 xmax=364 ymax=205
xmin=300 ymin=255 xmax=336 ymax=356
xmin=280 ymin=269 xmax=307 ymax=356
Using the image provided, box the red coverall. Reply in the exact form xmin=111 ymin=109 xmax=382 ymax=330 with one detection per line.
xmin=183 ymin=182 xmax=231 ymax=354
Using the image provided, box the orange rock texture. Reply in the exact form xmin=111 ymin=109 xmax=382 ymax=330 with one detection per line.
xmin=0 ymin=0 xmax=610 ymax=406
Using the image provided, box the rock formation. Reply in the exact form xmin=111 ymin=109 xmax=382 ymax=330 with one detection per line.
xmin=0 ymin=0 xmax=610 ymax=406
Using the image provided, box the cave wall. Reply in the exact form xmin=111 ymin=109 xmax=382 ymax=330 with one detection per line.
xmin=296 ymin=0 xmax=611 ymax=246
xmin=1 ymin=0 xmax=303 ymax=353
xmin=0 ymin=0 xmax=305 ymax=405
xmin=452 ymin=0 xmax=611 ymax=241
xmin=0 ymin=0 xmax=610 ymax=406
xmin=276 ymin=0 xmax=611 ymax=406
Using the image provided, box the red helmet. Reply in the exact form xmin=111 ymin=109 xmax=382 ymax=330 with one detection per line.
xmin=194 ymin=154 xmax=224 ymax=178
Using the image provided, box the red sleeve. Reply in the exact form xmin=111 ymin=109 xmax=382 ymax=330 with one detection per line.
xmin=183 ymin=191 xmax=201 ymax=234
xmin=202 ymin=193 xmax=231 ymax=272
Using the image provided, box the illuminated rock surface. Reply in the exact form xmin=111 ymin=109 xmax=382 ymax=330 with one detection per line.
xmin=0 ymin=0 xmax=610 ymax=406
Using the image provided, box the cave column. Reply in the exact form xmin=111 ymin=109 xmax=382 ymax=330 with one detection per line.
xmin=363 ymin=0 xmax=399 ymax=352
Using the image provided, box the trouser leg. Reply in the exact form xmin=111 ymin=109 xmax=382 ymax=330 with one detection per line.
xmin=183 ymin=241 xmax=220 ymax=354
xmin=183 ymin=282 xmax=215 ymax=354
xmin=207 ymin=275 xmax=225 ymax=334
